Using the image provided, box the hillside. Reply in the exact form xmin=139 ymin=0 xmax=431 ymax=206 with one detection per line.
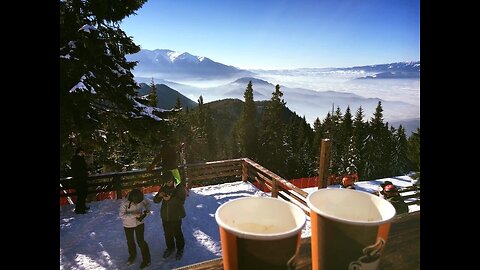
xmin=196 ymin=98 xmax=306 ymax=139
xmin=137 ymin=83 xmax=197 ymax=109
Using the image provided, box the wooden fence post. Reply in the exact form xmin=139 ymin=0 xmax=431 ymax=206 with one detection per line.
xmin=113 ymin=174 xmax=122 ymax=199
xmin=318 ymin=139 xmax=331 ymax=189
xmin=242 ymin=159 xmax=247 ymax=182
xmin=271 ymin=178 xmax=279 ymax=198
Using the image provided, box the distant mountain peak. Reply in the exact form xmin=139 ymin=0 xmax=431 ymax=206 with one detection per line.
xmin=127 ymin=49 xmax=253 ymax=80
xmin=150 ymin=49 xmax=205 ymax=63
xmin=233 ymin=77 xmax=271 ymax=85
xmin=171 ymin=51 xmax=204 ymax=63
xmin=167 ymin=51 xmax=185 ymax=62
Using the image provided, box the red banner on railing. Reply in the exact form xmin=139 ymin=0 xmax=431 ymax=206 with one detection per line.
xmin=289 ymin=177 xmax=319 ymax=189
xmin=60 ymin=185 xmax=162 ymax=206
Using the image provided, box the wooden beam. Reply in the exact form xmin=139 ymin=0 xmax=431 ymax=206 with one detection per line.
xmin=242 ymin=159 xmax=247 ymax=182
xmin=244 ymin=158 xmax=308 ymax=198
xmin=271 ymin=178 xmax=279 ymax=198
xmin=318 ymin=139 xmax=331 ymax=189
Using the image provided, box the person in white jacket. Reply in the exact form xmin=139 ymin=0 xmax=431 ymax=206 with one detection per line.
xmin=119 ymin=189 xmax=151 ymax=269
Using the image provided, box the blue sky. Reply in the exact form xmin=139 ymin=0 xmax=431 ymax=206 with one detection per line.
xmin=121 ymin=0 xmax=419 ymax=69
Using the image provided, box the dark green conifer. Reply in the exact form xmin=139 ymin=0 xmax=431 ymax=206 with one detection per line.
xmin=237 ymin=81 xmax=258 ymax=159
xmin=147 ymin=78 xmax=158 ymax=107
xmin=258 ymin=84 xmax=287 ymax=175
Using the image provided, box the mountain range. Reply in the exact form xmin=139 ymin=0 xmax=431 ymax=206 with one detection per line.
xmin=129 ymin=49 xmax=420 ymax=135
xmin=127 ymin=49 xmax=252 ymax=80
xmin=338 ymin=61 xmax=420 ymax=79
xmin=127 ymin=49 xmax=419 ymax=81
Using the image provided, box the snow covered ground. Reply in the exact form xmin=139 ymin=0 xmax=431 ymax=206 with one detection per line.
xmin=60 ymin=175 xmax=419 ymax=270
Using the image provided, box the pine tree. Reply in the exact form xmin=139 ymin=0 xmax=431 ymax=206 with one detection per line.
xmin=172 ymin=105 xmax=193 ymax=163
xmin=341 ymin=136 xmax=359 ymax=175
xmin=237 ymin=81 xmax=258 ymax=159
xmin=386 ymin=125 xmax=397 ymax=176
xmin=352 ymin=106 xmax=367 ymax=179
xmin=312 ymin=117 xmax=324 ymax=175
xmin=407 ymin=128 xmax=420 ymax=172
xmin=147 ymin=78 xmax=158 ymax=107
xmin=329 ymin=106 xmax=343 ymax=175
xmin=282 ymin=115 xmax=314 ymax=178
xmin=338 ymin=106 xmax=354 ymax=175
xmin=297 ymin=116 xmax=316 ymax=177
xmin=190 ymin=96 xmax=217 ymax=162
xmin=341 ymin=106 xmax=354 ymax=141
xmin=284 ymin=117 xmax=299 ymax=178
xmin=312 ymin=117 xmax=323 ymax=156
xmin=392 ymin=125 xmax=410 ymax=175
xmin=381 ymin=124 xmax=395 ymax=179
xmin=174 ymin=96 xmax=182 ymax=109
xmin=60 ymin=0 xmax=153 ymax=172
xmin=258 ymin=84 xmax=287 ymax=175
xmin=228 ymin=123 xmax=242 ymax=158
xmin=363 ymin=101 xmax=390 ymax=179
xmin=321 ymin=112 xmax=334 ymax=139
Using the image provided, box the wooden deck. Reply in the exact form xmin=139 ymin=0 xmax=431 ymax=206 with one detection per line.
xmin=175 ymin=211 xmax=420 ymax=270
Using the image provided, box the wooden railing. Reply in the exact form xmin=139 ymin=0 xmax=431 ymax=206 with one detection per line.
xmin=398 ymin=185 xmax=421 ymax=206
xmin=60 ymin=158 xmax=309 ymax=208
xmin=243 ymin=158 xmax=310 ymax=213
xmin=186 ymin=158 xmax=244 ymax=183
xmin=60 ymin=158 xmax=420 ymax=214
xmin=60 ymin=168 xmax=164 ymax=199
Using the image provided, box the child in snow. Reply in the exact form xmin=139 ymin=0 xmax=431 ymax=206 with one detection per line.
xmin=119 ymin=189 xmax=151 ymax=269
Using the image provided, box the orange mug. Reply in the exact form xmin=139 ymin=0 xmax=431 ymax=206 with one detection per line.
xmin=215 ymin=196 xmax=306 ymax=270
xmin=307 ymin=189 xmax=396 ymax=270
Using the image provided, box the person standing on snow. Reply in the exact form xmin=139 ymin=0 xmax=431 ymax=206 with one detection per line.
xmin=119 ymin=189 xmax=151 ymax=269
xmin=71 ymin=147 xmax=90 ymax=214
xmin=153 ymin=171 xmax=187 ymax=260
xmin=147 ymin=138 xmax=185 ymax=186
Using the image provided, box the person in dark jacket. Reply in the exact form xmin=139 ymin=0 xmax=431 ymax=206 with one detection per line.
xmin=119 ymin=189 xmax=151 ymax=269
xmin=372 ymin=180 xmax=394 ymax=198
xmin=153 ymin=170 xmax=187 ymax=260
xmin=147 ymin=138 xmax=185 ymax=185
xmin=383 ymin=184 xmax=409 ymax=215
xmin=71 ymin=147 xmax=89 ymax=214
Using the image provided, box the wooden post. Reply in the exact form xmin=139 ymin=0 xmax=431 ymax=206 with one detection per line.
xmin=113 ymin=174 xmax=122 ymax=199
xmin=242 ymin=159 xmax=247 ymax=182
xmin=318 ymin=139 xmax=331 ymax=189
xmin=271 ymin=178 xmax=279 ymax=198
xmin=272 ymin=178 xmax=278 ymax=198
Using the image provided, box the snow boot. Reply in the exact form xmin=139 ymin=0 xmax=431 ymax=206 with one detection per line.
xmin=127 ymin=256 xmax=136 ymax=266
xmin=139 ymin=260 xmax=150 ymax=269
xmin=175 ymin=249 xmax=184 ymax=260
xmin=162 ymin=249 xmax=174 ymax=258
